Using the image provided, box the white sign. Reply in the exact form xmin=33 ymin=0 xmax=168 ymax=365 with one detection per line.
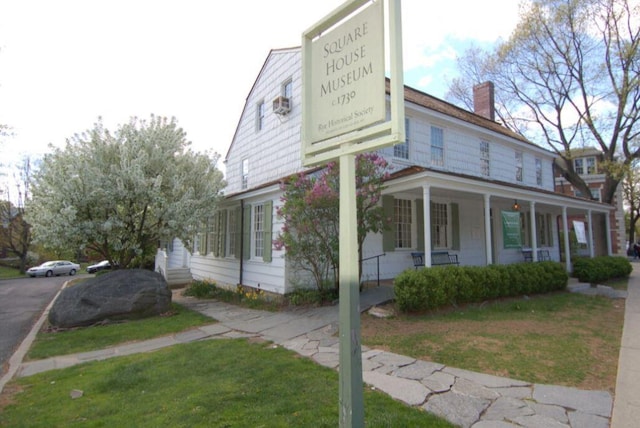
xmin=308 ymin=0 xmax=385 ymax=143
xmin=573 ymin=220 xmax=588 ymax=244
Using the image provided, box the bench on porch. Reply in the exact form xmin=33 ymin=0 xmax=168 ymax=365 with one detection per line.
xmin=411 ymin=251 xmax=459 ymax=269
xmin=521 ymin=248 xmax=551 ymax=262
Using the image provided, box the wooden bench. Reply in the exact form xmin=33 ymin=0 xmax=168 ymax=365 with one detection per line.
xmin=411 ymin=251 xmax=459 ymax=269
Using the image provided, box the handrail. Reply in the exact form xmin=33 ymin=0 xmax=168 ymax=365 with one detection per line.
xmin=359 ymin=253 xmax=386 ymax=287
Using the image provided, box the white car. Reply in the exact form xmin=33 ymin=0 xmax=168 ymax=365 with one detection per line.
xmin=27 ymin=260 xmax=80 ymax=277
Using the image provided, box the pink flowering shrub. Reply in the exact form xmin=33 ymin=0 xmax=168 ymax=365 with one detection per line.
xmin=274 ymin=153 xmax=390 ymax=293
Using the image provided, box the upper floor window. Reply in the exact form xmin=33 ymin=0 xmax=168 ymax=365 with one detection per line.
xmin=394 ymin=118 xmax=410 ymax=160
xmin=431 ymin=126 xmax=444 ymax=166
xmin=480 ymin=140 xmax=490 ymax=177
xmin=241 ymin=158 xmax=249 ymax=190
xmin=586 ymin=157 xmax=596 ymax=174
xmin=515 ymin=151 xmax=523 ymax=182
xmin=575 ymin=188 xmax=602 ymax=201
xmin=394 ymin=198 xmax=412 ymax=248
xmin=574 ymin=158 xmax=584 ymax=175
xmin=282 ymin=79 xmax=292 ymax=99
xmin=535 ymin=158 xmax=542 ymax=185
xmin=256 ymin=100 xmax=265 ymax=131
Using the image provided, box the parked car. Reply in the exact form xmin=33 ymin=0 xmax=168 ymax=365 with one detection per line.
xmin=27 ymin=260 xmax=80 ymax=277
xmin=86 ymin=260 xmax=115 ymax=274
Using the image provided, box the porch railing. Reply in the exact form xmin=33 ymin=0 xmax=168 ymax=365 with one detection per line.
xmin=360 ymin=253 xmax=386 ymax=287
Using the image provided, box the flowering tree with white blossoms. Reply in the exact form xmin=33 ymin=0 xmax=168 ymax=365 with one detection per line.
xmin=27 ymin=115 xmax=225 ymax=269
xmin=274 ymin=153 xmax=390 ymax=294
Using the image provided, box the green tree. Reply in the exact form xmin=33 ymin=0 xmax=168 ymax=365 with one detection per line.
xmin=447 ymin=0 xmax=640 ymax=204
xmin=274 ymin=153 xmax=390 ymax=293
xmin=0 ymin=157 xmax=34 ymax=273
xmin=27 ymin=116 xmax=225 ymax=269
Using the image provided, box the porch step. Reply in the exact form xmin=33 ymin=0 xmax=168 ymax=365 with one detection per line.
xmin=166 ymin=268 xmax=192 ymax=288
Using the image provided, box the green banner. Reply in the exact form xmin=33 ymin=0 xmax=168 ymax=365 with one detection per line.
xmin=502 ymin=211 xmax=522 ymax=249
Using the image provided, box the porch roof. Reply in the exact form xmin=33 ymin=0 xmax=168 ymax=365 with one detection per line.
xmin=385 ymin=165 xmax=613 ymax=214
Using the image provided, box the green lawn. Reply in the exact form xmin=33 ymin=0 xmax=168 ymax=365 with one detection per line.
xmin=1 ymin=339 xmax=452 ymax=427
xmin=362 ymin=290 xmax=625 ymax=392
xmin=0 ymin=266 xmax=24 ymax=280
xmin=27 ymin=303 xmax=214 ymax=360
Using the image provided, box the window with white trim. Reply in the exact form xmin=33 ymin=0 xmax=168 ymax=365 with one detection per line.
xmin=431 ymin=201 xmax=449 ymax=248
xmin=227 ymin=211 xmax=237 ymax=257
xmin=282 ymin=79 xmax=292 ymax=99
xmin=535 ymin=158 xmax=542 ymax=185
xmin=574 ymin=158 xmax=584 ymax=174
xmin=241 ymin=159 xmax=249 ymax=190
xmin=256 ymin=100 xmax=265 ymax=131
xmin=394 ymin=118 xmax=410 ymax=159
xmin=480 ymin=140 xmax=490 ymax=177
xmin=431 ymin=126 xmax=444 ymax=166
xmin=253 ymin=204 xmax=264 ymax=258
xmin=515 ymin=151 xmax=523 ymax=182
xmin=586 ymin=157 xmax=596 ymax=174
xmin=394 ymin=199 xmax=412 ymax=248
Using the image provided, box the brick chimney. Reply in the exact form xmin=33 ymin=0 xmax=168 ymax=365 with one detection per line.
xmin=473 ymin=81 xmax=495 ymax=121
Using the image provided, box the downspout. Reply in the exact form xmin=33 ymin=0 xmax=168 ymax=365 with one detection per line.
xmin=239 ymin=200 xmax=244 ymax=286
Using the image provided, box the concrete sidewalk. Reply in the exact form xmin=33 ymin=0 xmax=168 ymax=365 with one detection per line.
xmin=611 ymin=265 xmax=640 ymax=428
xmin=3 ymin=275 xmax=636 ymax=427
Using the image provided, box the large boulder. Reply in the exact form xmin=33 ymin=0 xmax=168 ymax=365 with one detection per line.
xmin=49 ymin=269 xmax=172 ymax=328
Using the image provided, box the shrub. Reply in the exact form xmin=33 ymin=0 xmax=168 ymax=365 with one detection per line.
xmin=395 ymin=262 xmax=568 ymax=313
xmin=572 ymin=256 xmax=632 ymax=285
xmin=183 ymin=280 xmax=218 ymax=299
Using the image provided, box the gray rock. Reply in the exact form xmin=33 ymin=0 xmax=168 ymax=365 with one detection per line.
xmin=49 ymin=269 xmax=171 ymax=328
xmin=423 ymin=391 xmax=491 ymax=428
xmin=532 ymin=384 xmax=612 ymax=418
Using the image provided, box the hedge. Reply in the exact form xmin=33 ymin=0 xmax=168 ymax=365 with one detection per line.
xmin=395 ymin=261 xmax=569 ymax=313
xmin=572 ymin=256 xmax=632 ymax=285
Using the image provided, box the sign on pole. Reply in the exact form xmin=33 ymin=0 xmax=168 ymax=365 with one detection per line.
xmin=301 ymin=1 xmax=404 ymax=426
xmin=302 ymin=0 xmax=405 ymax=167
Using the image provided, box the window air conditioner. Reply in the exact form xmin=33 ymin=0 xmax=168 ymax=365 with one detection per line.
xmin=272 ymin=96 xmax=291 ymax=115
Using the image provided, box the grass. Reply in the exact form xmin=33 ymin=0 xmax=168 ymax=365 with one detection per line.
xmin=0 ymin=266 xmax=25 ymax=280
xmin=361 ymin=290 xmax=625 ymax=392
xmin=26 ymin=303 xmax=214 ymax=360
xmin=1 ymin=339 xmax=453 ymax=427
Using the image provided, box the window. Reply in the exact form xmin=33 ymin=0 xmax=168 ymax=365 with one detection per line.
xmin=206 ymin=216 xmax=216 ymax=255
xmin=394 ymin=199 xmax=412 ymax=248
xmin=535 ymin=158 xmax=542 ymax=185
xmin=480 ymin=141 xmax=490 ymax=177
xmin=282 ymin=79 xmax=292 ymax=99
xmin=253 ymin=204 xmax=264 ymax=258
xmin=431 ymin=202 xmax=449 ymax=248
xmin=536 ymin=213 xmax=553 ymax=246
xmin=574 ymin=158 xmax=584 ymax=175
xmin=241 ymin=158 xmax=249 ymax=190
xmin=515 ymin=151 xmax=523 ymax=182
xmin=431 ymin=126 xmax=444 ymax=166
xmin=574 ymin=188 xmax=602 ymax=201
xmin=256 ymin=100 xmax=265 ymax=131
xmin=227 ymin=211 xmax=237 ymax=257
xmin=586 ymin=157 xmax=596 ymax=174
xmin=394 ymin=118 xmax=410 ymax=159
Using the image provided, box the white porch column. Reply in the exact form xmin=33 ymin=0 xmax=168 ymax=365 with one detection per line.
xmin=605 ymin=212 xmax=613 ymax=255
xmin=484 ymin=194 xmax=492 ymax=265
xmin=587 ymin=210 xmax=595 ymax=258
xmin=530 ymin=201 xmax=538 ymax=262
xmin=423 ymin=185 xmax=432 ymax=267
xmin=562 ymin=206 xmax=571 ymax=272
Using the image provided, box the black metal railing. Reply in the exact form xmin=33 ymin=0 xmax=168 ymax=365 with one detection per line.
xmin=360 ymin=253 xmax=386 ymax=287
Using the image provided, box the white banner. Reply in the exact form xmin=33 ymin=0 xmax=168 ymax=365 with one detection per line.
xmin=573 ymin=220 xmax=588 ymax=244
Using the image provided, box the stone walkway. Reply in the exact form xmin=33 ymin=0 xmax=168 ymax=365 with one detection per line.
xmin=12 ymin=279 xmax=630 ymax=428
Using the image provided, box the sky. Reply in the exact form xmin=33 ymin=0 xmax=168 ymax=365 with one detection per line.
xmin=0 ymin=0 xmax=522 ymax=187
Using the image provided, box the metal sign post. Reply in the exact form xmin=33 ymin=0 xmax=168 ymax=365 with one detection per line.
xmin=301 ymin=1 xmax=404 ymax=426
